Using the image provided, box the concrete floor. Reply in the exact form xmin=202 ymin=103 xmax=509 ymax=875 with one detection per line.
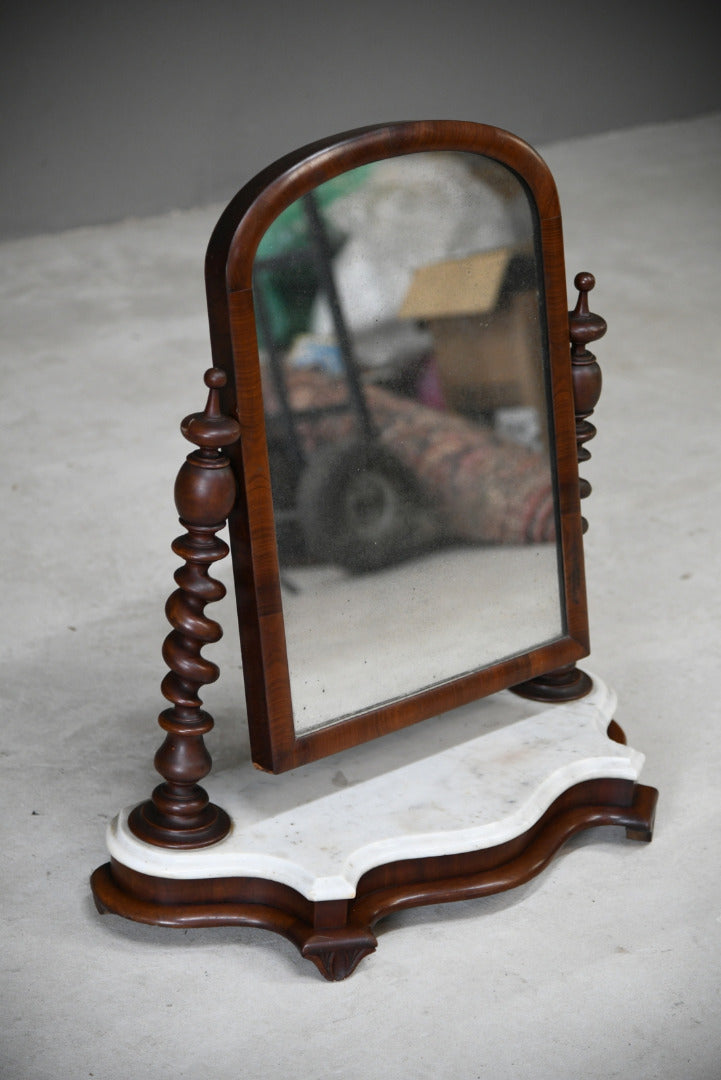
xmin=2 ymin=114 xmax=720 ymax=1078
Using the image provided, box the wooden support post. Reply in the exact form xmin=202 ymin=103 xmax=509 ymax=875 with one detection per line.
xmin=569 ymin=271 xmax=606 ymax=532
xmin=129 ymin=368 xmax=239 ymax=848
xmin=513 ymin=272 xmax=606 ymax=704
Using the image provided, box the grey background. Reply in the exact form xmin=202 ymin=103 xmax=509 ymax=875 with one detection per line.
xmin=3 ymin=0 xmax=720 ymax=240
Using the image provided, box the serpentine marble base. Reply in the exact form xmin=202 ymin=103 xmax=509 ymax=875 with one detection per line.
xmin=91 ymin=676 xmax=657 ymax=980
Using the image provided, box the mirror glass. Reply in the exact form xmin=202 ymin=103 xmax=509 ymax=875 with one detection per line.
xmin=252 ymin=151 xmax=564 ymax=736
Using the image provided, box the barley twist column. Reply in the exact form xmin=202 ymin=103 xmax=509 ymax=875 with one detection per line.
xmin=512 ymin=273 xmax=606 ymax=704
xmin=129 ymin=368 xmax=239 ymax=848
xmin=569 ymin=272 xmax=606 ymax=532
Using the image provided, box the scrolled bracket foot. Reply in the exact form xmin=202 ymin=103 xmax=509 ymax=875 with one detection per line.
xmin=301 ymin=928 xmax=378 ymax=981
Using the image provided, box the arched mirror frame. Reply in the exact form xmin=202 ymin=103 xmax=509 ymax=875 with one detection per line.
xmin=205 ymin=120 xmax=589 ymax=773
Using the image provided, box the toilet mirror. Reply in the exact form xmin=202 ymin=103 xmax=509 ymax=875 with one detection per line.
xmin=205 ymin=121 xmax=589 ymax=772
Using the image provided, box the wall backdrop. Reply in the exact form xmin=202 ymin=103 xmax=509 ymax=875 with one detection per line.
xmin=2 ymin=0 xmax=719 ymax=239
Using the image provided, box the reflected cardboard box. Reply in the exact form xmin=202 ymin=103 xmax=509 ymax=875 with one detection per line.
xmin=399 ymin=247 xmax=544 ymax=415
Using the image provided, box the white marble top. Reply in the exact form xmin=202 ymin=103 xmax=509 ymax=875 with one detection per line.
xmin=107 ymin=674 xmax=643 ymax=901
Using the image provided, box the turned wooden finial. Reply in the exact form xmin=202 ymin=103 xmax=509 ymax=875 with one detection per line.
xmin=181 ymin=366 xmax=240 ymax=449
xmin=569 ymin=272 xmax=606 ymax=532
xmin=129 ymin=368 xmax=240 ymax=848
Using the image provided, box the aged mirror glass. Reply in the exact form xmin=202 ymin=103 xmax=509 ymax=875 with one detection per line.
xmin=253 ymin=153 xmax=560 ymax=735
xmin=206 ymin=122 xmax=589 ymax=771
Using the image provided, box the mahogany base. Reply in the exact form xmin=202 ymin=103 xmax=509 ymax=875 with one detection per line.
xmin=91 ymin=777 xmax=657 ymax=980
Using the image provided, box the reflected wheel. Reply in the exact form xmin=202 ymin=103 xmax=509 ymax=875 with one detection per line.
xmin=297 ymin=440 xmax=426 ymax=573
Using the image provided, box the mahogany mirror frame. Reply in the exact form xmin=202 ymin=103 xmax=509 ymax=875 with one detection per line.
xmin=204 ymin=120 xmax=590 ymax=773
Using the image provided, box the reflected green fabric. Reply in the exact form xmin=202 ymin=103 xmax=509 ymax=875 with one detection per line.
xmin=254 ymin=166 xmax=373 ymax=348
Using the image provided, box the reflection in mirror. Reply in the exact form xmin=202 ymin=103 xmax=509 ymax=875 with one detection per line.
xmin=252 ymin=152 xmax=563 ymax=735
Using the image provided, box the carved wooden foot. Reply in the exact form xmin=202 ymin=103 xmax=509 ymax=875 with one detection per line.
xmin=301 ymin=929 xmax=378 ymax=981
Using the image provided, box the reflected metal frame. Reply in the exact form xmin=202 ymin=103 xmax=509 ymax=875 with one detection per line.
xmin=205 ymin=120 xmax=589 ymax=773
